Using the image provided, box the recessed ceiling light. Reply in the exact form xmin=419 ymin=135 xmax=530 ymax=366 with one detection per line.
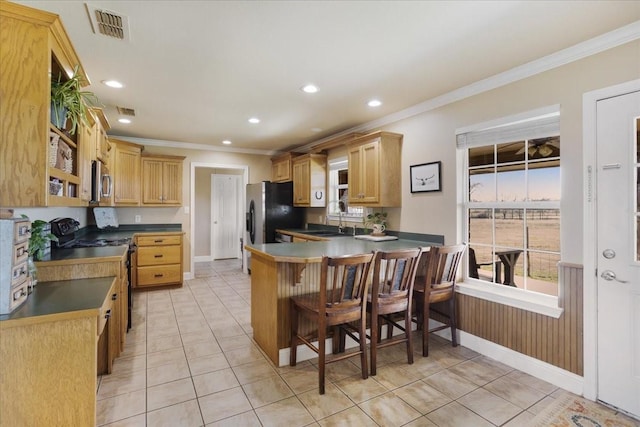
xmin=102 ymin=80 xmax=123 ymax=89
xmin=301 ymin=84 xmax=318 ymax=94
xmin=222 ymin=140 xmax=232 ymax=145
xmin=118 ymin=118 xmax=131 ymax=124
xmin=248 ymin=117 xmax=260 ymax=124
xmin=368 ymin=99 xmax=382 ymax=107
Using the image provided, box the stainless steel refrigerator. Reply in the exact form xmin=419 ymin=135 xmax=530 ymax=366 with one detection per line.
xmin=245 ymin=181 xmax=305 ymax=271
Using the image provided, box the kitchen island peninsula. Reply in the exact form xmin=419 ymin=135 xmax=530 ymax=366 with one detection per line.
xmin=245 ymin=238 xmax=440 ymax=365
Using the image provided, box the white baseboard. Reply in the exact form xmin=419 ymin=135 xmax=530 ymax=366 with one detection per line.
xmin=194 ymin=255 xmax=213 ymax=262
xmin=455 ymin=330 xmax=584 ymax=395
xmin=183 ymin=272 xmax=194 ymax=281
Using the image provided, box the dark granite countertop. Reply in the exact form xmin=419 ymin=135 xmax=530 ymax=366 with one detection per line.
xmin=0 ymin=277 xmax=115 ymax=325
xmin=77 ymin=223 xmax=183 ymax=241
xmin=246 ymin=237 xmax=439 ymax=263
xmin=36 ymin=224 xmax=183 ymax=263
xmin=38 ymin=246 xmax=129 ymax=263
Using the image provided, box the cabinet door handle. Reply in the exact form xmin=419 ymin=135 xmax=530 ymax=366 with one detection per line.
xmin=105 ymin=309 xmax=111 ymax=319
xmin=154 ymin=240 xmax=164 ymax=243
xmin=154 ymin=273 xmax=164 ymax=278
xmin=112 ymin=293 xmax=117 ymax=300
xmin=154 ymin=254 xmax=163 ymax=258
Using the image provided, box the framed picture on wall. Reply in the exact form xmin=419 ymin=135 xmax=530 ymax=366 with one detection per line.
xmin=410 ymin=161 xmax=441 ymax=193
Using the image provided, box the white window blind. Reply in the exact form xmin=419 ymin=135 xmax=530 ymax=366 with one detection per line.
xmin=456 ymin=106 xmax=560 ymax=149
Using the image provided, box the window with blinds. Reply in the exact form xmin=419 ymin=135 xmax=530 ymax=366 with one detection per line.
xmin=457 ymin=107 xmax=561 ymax=297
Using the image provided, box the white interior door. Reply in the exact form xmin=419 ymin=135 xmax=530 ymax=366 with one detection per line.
xmin=212 ymin=174 xmax=241 ymax=260
xmin=596 ymin=90 xmax=640 ymax=418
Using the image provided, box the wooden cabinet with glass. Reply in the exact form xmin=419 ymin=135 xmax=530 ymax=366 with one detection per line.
xmin=347 ymin=131 xmax=402 ymax=207
xmin=292 ymin=154 xmax=327 ymax=207
xmin=271 ymin=152 xmax=300 ymax=182
xmin=110 ymin=139 xmax=142 ymax=206
xmin=0 ymin=2 xmax=90 ymax=207
xmin=141 ymin=155 xmax=185 ymax=206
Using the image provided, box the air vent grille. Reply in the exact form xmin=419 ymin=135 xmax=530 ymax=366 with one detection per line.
xmin=95 ymin=10 xmax=124 ymax=39
xmin=85 ymin=3 xmax=130 ymax=41
xmin=116 ymin=107 xmax=136 ymax=117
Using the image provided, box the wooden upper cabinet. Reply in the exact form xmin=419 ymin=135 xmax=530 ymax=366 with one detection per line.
xmin=271 ymin=152 xmax=300 ymax=182
xmin=0 ymin=2 xmax=89 ymax=207
xmin=292 ymin=154 xmax=326 ymax=207
xmin=78 ymin=111 xmax=96 ymax=202
xmin=92 ymin=108 xmax=110 ymax=164
xmin=111 ymin=139 xmax=142 ymax=206
xmin=141 ymin=155 xmax=185 ymax=206
xmin=347 ymin=131 xmax=403 ymax=207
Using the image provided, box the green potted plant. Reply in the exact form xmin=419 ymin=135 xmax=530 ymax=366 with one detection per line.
xmin=22 ymin=217 xmax=58 ymax=261
xmin=363 ymin=211 xmax=388 ymax=235
xmin=50 ymin=65 xmax=99 ymax=135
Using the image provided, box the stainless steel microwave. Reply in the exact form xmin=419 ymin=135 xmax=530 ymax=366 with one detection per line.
xmin=91 ymin=160 xmax=112 ymax=204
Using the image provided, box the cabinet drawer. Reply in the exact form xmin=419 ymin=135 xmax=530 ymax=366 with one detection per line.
xmin=137 ymin=265 xmax=182 ymax=286
xmin=14 ymin=241 xmax=28 ymax=265
xmin=137 ymin=235 xmax=182 ymax=246
xmin=11 ymin=262 xmax=28 ymax=287
xmin=98 ymin=285 xmax=116 ymax=336
xmin=137 ymin=245 xmax=181 ymax=266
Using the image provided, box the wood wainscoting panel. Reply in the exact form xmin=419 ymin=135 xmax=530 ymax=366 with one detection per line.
xmin=457 ymin=262 xmax=583 ymax=375
xmin=276 ymin=262 xmax=321 ymax=350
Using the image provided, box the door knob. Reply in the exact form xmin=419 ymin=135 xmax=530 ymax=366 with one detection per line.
xmin=600 ymin=270 xmax=628 ymax=283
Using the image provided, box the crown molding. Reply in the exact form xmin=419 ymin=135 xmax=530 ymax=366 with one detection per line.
xmin=109 ymin=136 xmax=278 ymax=156
xmin=296 ymin=20 xmax=640 ymax=153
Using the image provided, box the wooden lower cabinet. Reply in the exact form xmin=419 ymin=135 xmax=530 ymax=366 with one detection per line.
xmin=134 ymin=233 xmax=183 ymax=288
xmin=35 ymin=250 xmax=129 ymax=369
xmin=0 ymin=277 xmax=116 ymax=427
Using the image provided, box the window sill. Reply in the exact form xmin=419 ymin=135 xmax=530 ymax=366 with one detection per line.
xmin=456 ymin=280 xmax=563 ymax=318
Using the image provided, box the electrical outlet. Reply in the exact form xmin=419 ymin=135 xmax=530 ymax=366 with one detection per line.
xmin=134 ymin=215 xmax=141 ymax=223
xmin=184 ymin=206 xmax=190 ymax=214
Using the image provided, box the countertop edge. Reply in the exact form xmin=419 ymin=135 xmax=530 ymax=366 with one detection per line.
xmin=0 ymin=277 xmax=116 ymax=329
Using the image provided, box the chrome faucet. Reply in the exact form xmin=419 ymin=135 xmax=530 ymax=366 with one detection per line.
xmin=338 ymin=211 xmax=345 ymax=234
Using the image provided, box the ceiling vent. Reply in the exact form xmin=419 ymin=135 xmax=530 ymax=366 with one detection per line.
xmin=116 ymin=106 xmax=136 ymax=117
xmin=85 ymin=3 xmax=130 ymax=41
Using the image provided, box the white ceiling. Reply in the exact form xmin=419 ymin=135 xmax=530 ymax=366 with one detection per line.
xmin=16 ymin=1 xmax=640 ymax=154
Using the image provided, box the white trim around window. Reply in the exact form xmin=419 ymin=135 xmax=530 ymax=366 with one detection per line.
xmin=455 ymin=105 xmax=563 ymax=317
xmin=456 ymin=280 xmax=563 ymax=318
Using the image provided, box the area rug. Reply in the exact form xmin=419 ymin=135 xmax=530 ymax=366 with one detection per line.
xmin=528 ymin=393 xmax=639 ymax=427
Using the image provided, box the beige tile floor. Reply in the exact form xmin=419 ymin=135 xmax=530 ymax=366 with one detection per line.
xmin=96 ymin=259 xmax=584 ymax=426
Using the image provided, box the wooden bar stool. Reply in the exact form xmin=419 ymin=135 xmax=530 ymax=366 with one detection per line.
xmin=368 ymin=247 xmax=423 ymax=375
xmin=412 ymin=244 xmax=465 ymax=357
xmin=289 ymin=252 xmax=374 ymax=394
